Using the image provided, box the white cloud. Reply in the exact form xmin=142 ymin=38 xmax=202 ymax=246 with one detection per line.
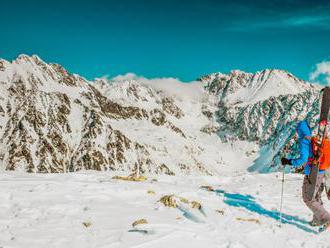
xmin=111 ymin=73 xmax=205 ymax=101
xmin=285 ymin=15 xmax=330 ymax=28
xmin=227 ymin=15 xmax=330 ymax=32
xmin=111 ymin=73 xmax=137 ymax=81
xmin=309 ymin=61 xmax=330 ymax=85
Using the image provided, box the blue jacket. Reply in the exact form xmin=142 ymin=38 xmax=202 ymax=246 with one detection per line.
xmin=290 ymin=120 xmax=324 ymax=175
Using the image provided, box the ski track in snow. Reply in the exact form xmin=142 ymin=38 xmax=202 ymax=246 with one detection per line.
xmin=1 ymin=171 xmax=330 ymax=248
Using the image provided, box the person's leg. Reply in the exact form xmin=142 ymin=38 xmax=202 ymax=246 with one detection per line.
xmin=315 ymin=178 xmax=324 ymax=206
xmin=303 ymin=174 xmax=330 ymax=224
xmin=302 ymin=175 xmax=319 ymax=224
xmin=315 ymin=175 xmax=330 ymax=223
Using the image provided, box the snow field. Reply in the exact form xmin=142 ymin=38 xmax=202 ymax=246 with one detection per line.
xmin=0 ymin=171 xmax=330 ymax=248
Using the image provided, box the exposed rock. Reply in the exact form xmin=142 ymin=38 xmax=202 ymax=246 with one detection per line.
xmin=191 ymin=201 xmax=202 ymax=210
xmin=82 ymin=222 xmax=92 ymax=228
xmin=155 ymin=164 xmax=175 ymax=176
xmin=161 ymin=97 xmax=184 ymax=118
xmin=216 ymin=209 xmax=225 ymax=215
xmin=159 ymin=194 xmax=203 ymax=210
xmin=132 ymin=219 xmax=148 ymax=227
xmin=236 ymin=217 xmax=261 ymax=224
xmin=200 ymin=185 xmax=215 ymax=192
xmin=200 ymin=124 xmax=220 ymax=134
xmin=112 ymin=175 xmax=147 ymax=182
xmin=159 ymin=195 xmax=177 ymax=208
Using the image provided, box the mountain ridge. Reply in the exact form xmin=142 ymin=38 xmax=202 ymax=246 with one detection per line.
xmin=0 ymin=55 xmax=321 ymax=174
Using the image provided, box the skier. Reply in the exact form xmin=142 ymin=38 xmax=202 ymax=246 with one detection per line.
xmin=281 ymin=120 xmax=330 ymax=227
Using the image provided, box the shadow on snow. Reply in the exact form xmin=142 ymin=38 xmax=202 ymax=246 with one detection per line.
xmin=215 ymin=189 xmax=317 ymax=234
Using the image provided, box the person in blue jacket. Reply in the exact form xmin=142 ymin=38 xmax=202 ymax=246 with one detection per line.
xmin=281 ymin=120 xmax=330 ymax=226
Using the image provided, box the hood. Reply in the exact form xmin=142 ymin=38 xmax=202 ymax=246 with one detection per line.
xmin=297 ymin=120 xmax=311 ymax=139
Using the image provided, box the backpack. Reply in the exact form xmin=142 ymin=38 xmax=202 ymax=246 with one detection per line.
xmin=311 ymin=137 xmax=330 ymax=170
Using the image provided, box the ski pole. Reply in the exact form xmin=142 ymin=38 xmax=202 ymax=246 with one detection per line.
xmin=279 ymin=167 xmax=285 ymax=226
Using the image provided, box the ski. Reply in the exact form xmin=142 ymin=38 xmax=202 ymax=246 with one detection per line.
xmin=309 ymin=87 xmax=330 ymax=202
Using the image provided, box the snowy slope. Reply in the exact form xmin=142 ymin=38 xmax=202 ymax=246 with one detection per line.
xmin=0 ymin=171 xmax=329 ymax=248
xmin=93 ymin=78 xmax=258 ymax=176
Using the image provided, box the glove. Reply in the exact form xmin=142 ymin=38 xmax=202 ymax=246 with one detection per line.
xmin=294 ymin=167 xmax=304 ymax=174
xmin=281 ymin=157 xmax=292 ymax=166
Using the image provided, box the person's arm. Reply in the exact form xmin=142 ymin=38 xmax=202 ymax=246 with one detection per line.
xmin=290 ymin=141 xmax=309 ymax=168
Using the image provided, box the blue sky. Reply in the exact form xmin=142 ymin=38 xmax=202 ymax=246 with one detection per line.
xmin=1 ymin=0 xmax=330 ymax=81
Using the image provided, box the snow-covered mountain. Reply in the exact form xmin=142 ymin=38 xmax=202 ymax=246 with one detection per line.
xmin=0 ymin=55 xmax=249 ymax=175
xmin=0 ymin=55 xmax=321 ymax=174
xmin=200 ymin=69 xmax=320 ymax=172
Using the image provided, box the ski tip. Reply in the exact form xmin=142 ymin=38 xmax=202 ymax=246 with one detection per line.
xmin=322 ymin=86 xmax=330 ymax=92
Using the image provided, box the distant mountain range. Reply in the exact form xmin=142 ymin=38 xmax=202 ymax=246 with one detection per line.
xmin=0 ymin=55 xmax=321 ymax=174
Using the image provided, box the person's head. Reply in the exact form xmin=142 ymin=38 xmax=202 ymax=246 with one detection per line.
xmin=296 ymin=120 xmax=311 ymax=140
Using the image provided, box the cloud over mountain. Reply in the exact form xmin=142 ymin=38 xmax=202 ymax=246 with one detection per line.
xmin=111 ymin=73 xmax=204 ymax=101
xmin=310 ymin=61 xmax=330 ymax=85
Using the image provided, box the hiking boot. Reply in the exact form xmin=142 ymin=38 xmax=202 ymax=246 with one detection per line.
xmin=319 ymin=221 xmax=330 ymax=232
xmin=309 ymin=219 xmax=323 ymax=227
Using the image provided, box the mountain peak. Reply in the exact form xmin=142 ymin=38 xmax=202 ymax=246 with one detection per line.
xmin=200 ymin=68 xmax=314 ymax=105
xmin=15 ymin=54 xmax=41 ymax=64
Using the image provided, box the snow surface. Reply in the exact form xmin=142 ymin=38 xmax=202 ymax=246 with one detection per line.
xmin=1 ymin=170 xmax=330 ymax=248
